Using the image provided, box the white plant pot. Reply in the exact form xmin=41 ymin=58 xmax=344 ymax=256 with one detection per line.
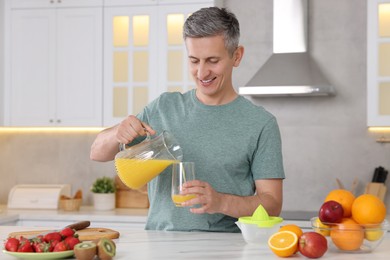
xmin=93 ymin=193 xmax=116 ymax=211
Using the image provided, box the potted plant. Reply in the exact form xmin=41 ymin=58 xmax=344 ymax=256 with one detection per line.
xmin=91 ymin=176 xmax=116 ymax=211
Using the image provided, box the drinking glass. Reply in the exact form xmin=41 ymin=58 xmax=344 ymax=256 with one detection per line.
xmin=171 ymin=162 xmax=196 ymax=207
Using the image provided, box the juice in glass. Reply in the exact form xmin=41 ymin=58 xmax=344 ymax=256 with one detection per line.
xmin=172 ymin=194 xmax=197 ymax=206
xmin=171 ymin=162 xmax=196 ymax=207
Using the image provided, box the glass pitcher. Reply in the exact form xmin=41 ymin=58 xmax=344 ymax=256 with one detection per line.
xmin=114 ymin=130 xmax=183 ymax=190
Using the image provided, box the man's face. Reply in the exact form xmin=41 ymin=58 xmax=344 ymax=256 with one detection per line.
xmin=185 ymin=35 xmax=241 ymax=103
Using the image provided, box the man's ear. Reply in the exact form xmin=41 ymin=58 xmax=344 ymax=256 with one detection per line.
xmin=233 ymin=46 xmax=244 ymax=67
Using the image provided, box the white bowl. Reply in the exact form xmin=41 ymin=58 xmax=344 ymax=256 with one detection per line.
xmin=236 ymin=221 xmax=281 ymax=245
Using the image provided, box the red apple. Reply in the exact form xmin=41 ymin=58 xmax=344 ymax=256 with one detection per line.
xmin=319 ymin=200 xmax=344 ymax=223
xmin=299 ymin=232 xmax=328 ymax=258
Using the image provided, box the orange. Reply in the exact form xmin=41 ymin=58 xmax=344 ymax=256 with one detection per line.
xmin=278 ymin=224 xmax=303 ymax=253
xmin=278 ymin=224 xmax=303 ymax=238
xmin=324 ymin=189 xmax=355 ymax=217
xmin=330 ymin=218 xmax=364 ymax=251
xmin=268 ymin=231 xmax=298 ymax=257
xmin=351 ymin=194 xmax=386 ymax=225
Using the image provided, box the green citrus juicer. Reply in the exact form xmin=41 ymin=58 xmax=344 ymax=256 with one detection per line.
xmin=237 ymin=204 xmax=283 ymax=227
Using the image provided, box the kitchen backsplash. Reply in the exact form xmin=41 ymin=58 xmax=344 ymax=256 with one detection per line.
xmin=0 ymin=132 xmax=115 ymax=206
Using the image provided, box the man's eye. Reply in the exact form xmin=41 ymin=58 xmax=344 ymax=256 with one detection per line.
xmin=209 ymin=59 xmax=219 ymax=64
xmin=190 ymin=59 xmax=199 ymax=64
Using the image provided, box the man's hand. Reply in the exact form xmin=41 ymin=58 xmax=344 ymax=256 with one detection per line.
xmin=116 ymin=115 xmax=155 ymax=145
xmin=180 ymin=178 xmax=283 ymax=219
xmin=181 ymin=180 xmax=224 ymax=214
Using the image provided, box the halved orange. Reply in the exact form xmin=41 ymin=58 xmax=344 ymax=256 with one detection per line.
xmin=268 ymin=231 xmax=298 ymax=257
xmin=279 ymin=224 xmax=303 ymax=238
xmin=278 ymin=224 xmax=303 ymax=253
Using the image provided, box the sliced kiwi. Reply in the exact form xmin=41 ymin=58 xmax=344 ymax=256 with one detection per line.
xmin=97 ymin=238 xmax=116 ymax=260
xmin=73 ymin=242 xmax=97 ymax=260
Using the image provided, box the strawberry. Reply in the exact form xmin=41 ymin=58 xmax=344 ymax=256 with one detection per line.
xmin=17 ymin=239 xmax=33 ymax=252
xmin=4 ymin=237 xmax=20 ymax=252
xmin=49 ymin=240 xmax=59 ymax=252
xmin=33 ymin=242 xmax=51 ymax=253
xmin=64 ymin=236 xmax=80 ymax=250
xmin=53 ymin=241 xmax=68 ymax=252
xmin=44 ymin=232 xmax=62 ymax=243
xmin=60 ymin=227 xmax=75 ymax=238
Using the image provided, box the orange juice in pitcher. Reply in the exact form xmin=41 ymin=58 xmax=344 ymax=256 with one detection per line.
xmin=115 ymin=158 xmax=177 ymax=189
xmin=114 ymin=131 xmax=182 ymax=190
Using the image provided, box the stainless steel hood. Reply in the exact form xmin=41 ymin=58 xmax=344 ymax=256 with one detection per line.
xmin=239 ymin=0 xmax=335 ymax=97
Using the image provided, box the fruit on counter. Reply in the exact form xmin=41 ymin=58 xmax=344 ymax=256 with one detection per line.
xmin=278 ymin=224 xmax=303 ymax=253
xmin=2 ymin=226 xmax=80 ymax=253
xmin=74 ymin=242 xmax=97 ymax=260
xmin=31 ymin=236 xmax=51 ymax=253
xmin=97 ymin=237 xmax=117 ymax=260
xmin=60 ymin=227 xmax=76 ymax=238
xmin=312 ymin=217 xmax=330 ymax=236
xmin=64 ymin=236 xmax=81 ymax=250
xmin=53 ymin=241 xmax=68 ymax=252
xmin=278 ymin=224 xmax=303 ymax=238
xmin=298 ymin=232 xmax=328 ymax=259
xmin=268 ymin=231 xmax=298 ymax=257
xmin=17 ymin=237 xmax=33 ymax=252
xmin=74 ymin=238 xmax=116 ymax=260
xmin=330 ymin=218 xmax=364 ymax=251
xmin=351 ymin=194 xmax=386 ymax=225
xmin=3 ymin=237 xmax=19 ymax=252
xmin=44 ymin=232 xmax=62 ymax=243
xmin=318 ymin=200 xmax=344 ymax=223
xmin=364 ymin=226 xmax=385 ymax=242
xmin=324 ymin=189 xmax=355 ymax=217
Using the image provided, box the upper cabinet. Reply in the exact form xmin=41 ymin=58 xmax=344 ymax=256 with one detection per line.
xmin=367 ymin=0 xmax=390 ymax=127
xmin=9 ymin=0 xmax=103 ymax=8
xmin=2 ymin=0 xmax=219 ymax=127
xmin=102 ymin=1 xmax=218 ymax=126
xmin=4 ymin=0 xmax=103 ymax=126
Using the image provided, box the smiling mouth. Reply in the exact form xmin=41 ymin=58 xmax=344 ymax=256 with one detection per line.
xmin=200 ymin=77 xmax=216 ymax=84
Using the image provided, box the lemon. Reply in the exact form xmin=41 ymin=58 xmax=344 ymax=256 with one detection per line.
xmin=313 ymin=217 xmax=330 ymax=236
xmin=365 ymin=229 xmax=384 ymax=241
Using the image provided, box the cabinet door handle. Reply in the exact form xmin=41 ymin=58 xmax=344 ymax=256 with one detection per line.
xmin=57 ymin=0 xmax=61 ymax=3
xmin=57 ymin=119 xmax=61 ymax=123
xmin=49 ymin=119 xmax=54 ymax=123
xmin=50 ymin=0 xmax=54 ymax=3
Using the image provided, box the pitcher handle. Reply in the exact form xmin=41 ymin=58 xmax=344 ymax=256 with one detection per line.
xmin=119 ymin=130 xmax=151 ymax=151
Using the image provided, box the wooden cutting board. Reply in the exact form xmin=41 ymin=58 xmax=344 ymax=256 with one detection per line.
xmin=8 ymin=228 xmax=120 ymax=241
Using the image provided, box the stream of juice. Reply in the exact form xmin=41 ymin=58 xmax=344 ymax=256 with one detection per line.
xmin=115 ymin=158 xmax=176 ymax=190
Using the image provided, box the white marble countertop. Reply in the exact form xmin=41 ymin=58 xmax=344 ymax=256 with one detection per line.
xmin=0 ymin=226 xmax=390 ymax=259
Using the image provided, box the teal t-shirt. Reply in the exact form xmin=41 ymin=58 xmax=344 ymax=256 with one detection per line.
xmin=136 ymin=90 xmax=285 ymax=232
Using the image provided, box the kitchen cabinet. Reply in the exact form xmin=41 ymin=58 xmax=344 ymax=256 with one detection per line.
xmin=103 ymin=1 xmax=219 ymax=126
xmin=4 ymin=0 xmax=103 ymax=126
xmin=367 ymin=0 xmax=390 ymax=126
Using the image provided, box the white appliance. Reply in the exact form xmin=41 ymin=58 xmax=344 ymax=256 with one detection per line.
xmin=7 ymin=184 xmax=71 ymax=209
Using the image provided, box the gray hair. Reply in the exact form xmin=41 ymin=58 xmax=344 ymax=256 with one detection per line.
xmin=183 ymin=7 xmax=240 ymax=56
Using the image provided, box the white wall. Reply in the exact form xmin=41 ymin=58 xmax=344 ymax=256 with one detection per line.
xmin=0 ymin=0 xmax=4 ymax=125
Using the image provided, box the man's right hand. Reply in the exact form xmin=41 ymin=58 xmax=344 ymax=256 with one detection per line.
xmin=115 ymin=115 xmax=156 ymax=145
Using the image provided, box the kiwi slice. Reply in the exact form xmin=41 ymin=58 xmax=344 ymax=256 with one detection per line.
xmin=74 ymin=242 xmax=97 ymax=260
xmin=97 ymin=238 xmax=116 ymax=260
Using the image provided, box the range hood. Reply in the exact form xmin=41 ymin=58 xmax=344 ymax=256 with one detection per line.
xmin=239 ymin=0 xmax=335 ymax=97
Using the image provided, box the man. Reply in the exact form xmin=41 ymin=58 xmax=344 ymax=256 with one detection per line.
xmin=90 ymin=7 xmax=285 ymax=232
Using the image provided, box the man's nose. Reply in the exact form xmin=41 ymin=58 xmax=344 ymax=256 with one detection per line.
xmin=197 ymin=62 xmax=210 ymax=79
